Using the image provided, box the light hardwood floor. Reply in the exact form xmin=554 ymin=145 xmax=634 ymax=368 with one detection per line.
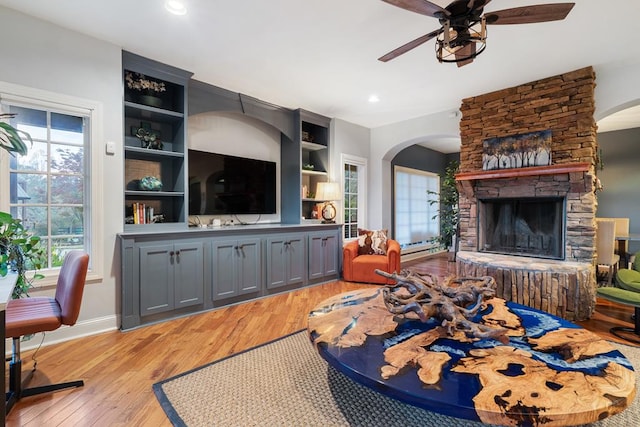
xmin=4 ymin=254 xmax=636 ymax=426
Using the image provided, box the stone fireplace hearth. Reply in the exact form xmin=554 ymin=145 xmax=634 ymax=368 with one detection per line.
xmin=454 ymin=67 xmax=598 ymax=321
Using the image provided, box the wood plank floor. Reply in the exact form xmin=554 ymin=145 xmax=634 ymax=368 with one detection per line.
xmin=5 ymin=253 xmax=637 ymax=426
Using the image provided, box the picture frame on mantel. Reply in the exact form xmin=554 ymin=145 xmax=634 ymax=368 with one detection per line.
xmin=482 ymin=129 xmax=552 ymax=171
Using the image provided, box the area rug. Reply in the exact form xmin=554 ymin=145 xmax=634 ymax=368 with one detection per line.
xmin=153 ymin=331 xmax=640 ymax=427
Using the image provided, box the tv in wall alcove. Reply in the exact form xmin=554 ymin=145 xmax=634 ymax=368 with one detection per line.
xmin=188 ymin=149 xmax=276 ymax=215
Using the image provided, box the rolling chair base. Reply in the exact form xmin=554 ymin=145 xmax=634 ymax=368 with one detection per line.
xmin=609 ymin=307 xmax=640 ymax=345
xmin=5 ymin=358 xmax=84 ymax=414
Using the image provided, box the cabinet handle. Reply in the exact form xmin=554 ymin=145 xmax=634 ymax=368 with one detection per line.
xmin=175 ymin=250 xmax=180 ymax=256
xmin=169 ymin=251 xmax=175 ymax=256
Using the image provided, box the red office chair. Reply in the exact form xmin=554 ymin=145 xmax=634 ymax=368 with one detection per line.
xmin=5 ymin=251 xmax=89 ymax=414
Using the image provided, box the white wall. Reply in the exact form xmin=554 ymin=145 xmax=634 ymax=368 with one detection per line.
xmin=594 ymin=61 xmax=640 ymax=120
xmin=0 ymin=6 xmax=123 ymax=344
xmin=368 ymin=110 xmax=461 ymax=230
xmin=331 ymin=119 xmax=370 ymax=179
xmin=188 ymin=111 xmax=281 ymax=224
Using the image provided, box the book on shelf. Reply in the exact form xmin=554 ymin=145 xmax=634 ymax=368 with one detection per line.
xmin=132 ymin=203 xmax=155 ymax=224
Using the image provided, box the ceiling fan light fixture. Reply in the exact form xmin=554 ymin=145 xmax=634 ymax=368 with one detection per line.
xmin=436 ymin=17 xmax=486 ymax=64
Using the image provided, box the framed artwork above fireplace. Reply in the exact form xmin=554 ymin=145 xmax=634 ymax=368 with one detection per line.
xmin=482 ymin=129 xmax=552 ymax=171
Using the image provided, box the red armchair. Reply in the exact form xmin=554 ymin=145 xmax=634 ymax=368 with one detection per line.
xmin=343 ymin=239 xmax=401 ymax=284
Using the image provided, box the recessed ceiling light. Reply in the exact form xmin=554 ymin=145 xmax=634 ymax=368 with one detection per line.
xmin=368 ymin=95 xmax=380 ymax=103
xmin=165 ymin=0 xmax=187 ymax=15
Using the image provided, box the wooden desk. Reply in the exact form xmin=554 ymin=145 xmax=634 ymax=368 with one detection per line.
xmin=0 ymin=273 xmax=17 ymax=423
xmin=308 ymin=287 xmax=636 ymax=426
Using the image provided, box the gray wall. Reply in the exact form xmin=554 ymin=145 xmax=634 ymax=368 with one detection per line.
xmin=597 ymin=128 xmax=640 ymax=254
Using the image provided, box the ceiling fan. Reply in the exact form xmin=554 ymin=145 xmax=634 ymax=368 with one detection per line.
xmin=379 ymin=0 xmax=575 ymax=67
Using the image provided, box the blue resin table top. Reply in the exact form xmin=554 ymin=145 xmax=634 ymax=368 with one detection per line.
xmin=307 ymin=287 xmax=637 ymax=426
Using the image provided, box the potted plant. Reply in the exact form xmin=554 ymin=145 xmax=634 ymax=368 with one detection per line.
xmin=1 ymin=113 xmax=32 ymax=155
xmin=0 ymin=114 xmax=44 ymax=298
xmin=0 ymin=212 xmax=46 ymax=298
xmin=428 ymin=160 xmax=460 ymax=260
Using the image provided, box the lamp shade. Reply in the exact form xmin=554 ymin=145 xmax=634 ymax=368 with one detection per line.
xmin=315 ymin=182 xmax=341 ymax=201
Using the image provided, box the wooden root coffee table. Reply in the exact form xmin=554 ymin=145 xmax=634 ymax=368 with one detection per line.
xmin=308 ymin=287 xmax=637 ymax=426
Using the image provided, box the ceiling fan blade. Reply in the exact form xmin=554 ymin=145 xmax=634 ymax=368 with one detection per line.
xmin=456 ymin=43 xmax=476 ymax=67
xmin=378 ymin=28 xmax=442 ymax=62
xmin=381 ymin=0 xmax=450 ymax=18
xmin=485 ymin=3 xmax=575 ymax=25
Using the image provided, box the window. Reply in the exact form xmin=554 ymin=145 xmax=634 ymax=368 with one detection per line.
xmin=1 ymin=83 xmax=101 ymax=280
xmin=342 ymin=154 xmax=367 ymax=240
xmin=5 ymin=104 xmax=88 ymax=268
xmin=394 ymin=166 xmax=439 ymax=250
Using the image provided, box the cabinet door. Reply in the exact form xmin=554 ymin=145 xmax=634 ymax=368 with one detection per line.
xmin=236 ymin=238 xmax=261 ymax=295
xmin=322 ymin=233 xmax=339 ymax=277
xmin=173 ymin=241 xmax=204 ymax=308
xmin=286 ymin=234 xmax=306 ymax=286
xmin=212 ymin=239 xmax=239 ymax=300
xmin=308 ymin=233 xmax=326 ymax=281
xmin=139 ymin=244 xmax=174 ymax=315
xmin=266 ymin=236 xmax=288 ymax=289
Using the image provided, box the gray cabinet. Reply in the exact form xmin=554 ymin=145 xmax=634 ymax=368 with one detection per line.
xmin=120 ymin=224 xmax=341 ymax=330
xmin=308 ymin=230 xmax=339 ymax=282
xmin=266 ymin=234 xmax=305 ymax=289
xmin=139 ymin=240 xmax=204 ymax=316
xmin=211 ymin=238 xmax=261 ymax=301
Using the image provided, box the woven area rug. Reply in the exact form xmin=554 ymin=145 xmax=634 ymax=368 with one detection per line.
xmin=153 ymin=331 xmax=640 ymax=427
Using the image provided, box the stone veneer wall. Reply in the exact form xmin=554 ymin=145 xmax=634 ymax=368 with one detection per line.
xmin=455 ymin=67 xmax=599 ymax=320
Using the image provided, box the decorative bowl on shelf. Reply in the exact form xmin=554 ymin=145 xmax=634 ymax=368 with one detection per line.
xmin=138 ymin=176 xmax=163 ymax=191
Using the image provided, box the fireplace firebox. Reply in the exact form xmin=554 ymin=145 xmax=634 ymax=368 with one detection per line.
xmin=478 ymin=197 xmax=565 ymax=260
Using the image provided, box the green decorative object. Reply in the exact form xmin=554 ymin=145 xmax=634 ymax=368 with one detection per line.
xmin=135 ymin=127 xmax=163 ymax=150
xmin=139 ymin=176 xmax=163 ymax=191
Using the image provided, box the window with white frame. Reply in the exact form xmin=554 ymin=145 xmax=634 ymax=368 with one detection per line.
xmin=1 ymin=95 xmax=94 ymax=272
xmin=342 ymin=154 xmax=367 ymax=240
xmin=394 ymin=165 xmax=439 ymax=250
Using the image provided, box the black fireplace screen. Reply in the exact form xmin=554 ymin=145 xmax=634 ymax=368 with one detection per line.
xmin=478 ymin=197 xmax=565 ymax=259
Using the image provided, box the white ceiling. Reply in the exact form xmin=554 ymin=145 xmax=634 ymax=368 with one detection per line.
xmin=1 ymin=0 xmax=639 ymax=149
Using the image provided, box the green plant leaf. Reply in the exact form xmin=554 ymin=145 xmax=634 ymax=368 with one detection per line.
xmin=0 ymin=115 xmax=32 ymax=156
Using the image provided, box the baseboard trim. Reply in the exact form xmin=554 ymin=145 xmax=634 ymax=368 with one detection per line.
xmin=401 ymin=249 xmax=446 ymax=263
xmin=5 ymin=315 xmax=119 ymax=355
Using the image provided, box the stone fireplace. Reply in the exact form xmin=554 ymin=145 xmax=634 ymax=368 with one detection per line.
xmin=454 ymin=67 xmax=598 ymax=321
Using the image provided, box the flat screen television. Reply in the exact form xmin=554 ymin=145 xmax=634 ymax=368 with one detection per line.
xmin=188 ymin=149 xmax=276 ymax=215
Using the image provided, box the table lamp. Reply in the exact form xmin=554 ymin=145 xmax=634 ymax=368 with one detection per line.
xmin=315 ymin=182 xmax=341 ymax=223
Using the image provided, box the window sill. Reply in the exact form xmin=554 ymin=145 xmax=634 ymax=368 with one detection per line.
xmin=25 ymin=269 xmax=102 ymax=292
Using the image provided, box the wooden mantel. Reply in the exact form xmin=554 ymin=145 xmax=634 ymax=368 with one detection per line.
xmin=456 ymin=162 xmax=591 ymax=182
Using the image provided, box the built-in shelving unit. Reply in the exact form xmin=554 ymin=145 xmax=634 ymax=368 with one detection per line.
xmin=299 ymin=110 xmax=331 ymax=222
xmin=122 ymin=51 xmax=193 ymax=230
